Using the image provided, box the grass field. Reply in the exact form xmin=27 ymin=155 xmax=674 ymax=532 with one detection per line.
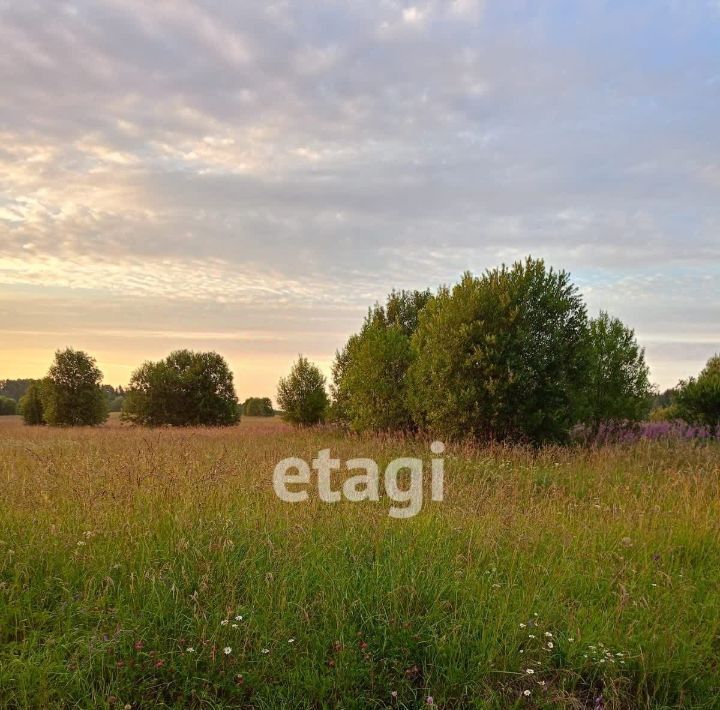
xmin=1 ymin=416 xmax=719 ymax=708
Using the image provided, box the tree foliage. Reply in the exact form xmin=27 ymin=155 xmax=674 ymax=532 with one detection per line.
xmin=331 ymin=290 xmax=432 ymax=432
xmin=243 ymin=397 xmax=274 ymax=417
xmin=651 ymin=387 xmax=678 ymax=410
xmin=585 ymin=311 xmax=652 ymax=426
xmin=0 ymin=395 xmax=17 ymax=415
xmin=41 ymin=349 xmax=109 ymax=426
xmin=122 ymin=350 xmax=240 ymax=427
xmin=675 ymin=354 xmax=720 ymax=426
xmin=18 ymin=382 xmax=45 ymax=425
xmin=408 ymin=258 xmax=590 ymax=444
xmin=0 ymin=378 xmax=35 ymax=402
xmin=330 ymin=259 xmax=656 ymax=443
xmin=277 ymin=356 xmax=329 ymax=426
xmin=101 ymin=384 xmax=126 ymax=412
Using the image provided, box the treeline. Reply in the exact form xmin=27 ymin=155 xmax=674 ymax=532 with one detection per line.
xmin=7 ymin=257 xmax=718 ymax=439
xmin=10 ymin=349 xmax=276 ymax=427
xmin=278 ymin=257 xmax=719 ymax=443
xmin=0 ymin=378 xmax=125 ymax=418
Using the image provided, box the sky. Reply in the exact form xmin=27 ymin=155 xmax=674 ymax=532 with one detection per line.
xmin=1 ymin=0 xmax=719 ymax=397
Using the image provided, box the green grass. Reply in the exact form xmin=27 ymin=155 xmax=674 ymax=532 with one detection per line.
xmin=1 ymin=417 xmax=719 ymax=708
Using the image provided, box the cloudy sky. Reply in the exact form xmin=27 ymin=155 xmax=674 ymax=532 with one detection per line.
xmin=1 ymin=0 xmax=718 ymax=396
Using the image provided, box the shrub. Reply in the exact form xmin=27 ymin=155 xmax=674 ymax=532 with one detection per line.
xmin=332 ymin=290 xmax=432 ymax=432
xmin=0 ymin=395 xmax=17 ymax=415
xmin=649 ymin=405 xmax=680 ymax=422
xmin=408 ymin=258 xmax=589 ymax=444
xmin=122 ymin=350 xmax=240 ymax=427
xmin=584 ymin=311 xmax=652 ymax=427
xmin=277 ymin=356 xmax=328 ymax=426
xmin=42 ymin=349 xmax=109 ymax=426
xmin=675 ymin=355 xmax=720 ymax=426
xmin=18 ymin=382 xmax=45 ymax=425
xmin=243 ymin=397 xmax=274 ymax=417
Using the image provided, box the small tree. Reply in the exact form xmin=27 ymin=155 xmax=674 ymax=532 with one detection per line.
xmin=331 ymin=289 xmax=432 ymax=432
xmin=333 ymin=322 xmax=414 ymax=432
xmin=122 ymin=350 xmax=240 ymax=426
xmin=42 ymin=349 xmax=109 ymax=426
xmin=277 ymin=356 xmax=329 ymax=426
xmin=18 ymin=382 xmax=45 ymax=425
xmin=0 ymin=395 xmax=17 ymax=415
xmin=585 ymin=312 xmax=652 ymax=427
xmin=675 ymin=355 xmax=720 ymax=426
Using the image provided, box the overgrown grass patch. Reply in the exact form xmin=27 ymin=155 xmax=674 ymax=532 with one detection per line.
xmin=1 ymin=418 xmax=719 ymax=707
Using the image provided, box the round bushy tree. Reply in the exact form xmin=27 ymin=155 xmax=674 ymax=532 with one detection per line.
xmin=18 ymin=381 xmax=45 ymax=425
xmin=675 ymin=355 xmax=720 ymax=426
xmin=42 ymin=349 xmax=109 ymax=426
xmin=585 ymin=311 xmax=652 ymax=427
xmin=409 ymin=258 xmax=589 ymax=444
xmin=122 ymin=350 xmax=240 ymax=426
xmin=277 ymin=356 xmax=329 ymax=426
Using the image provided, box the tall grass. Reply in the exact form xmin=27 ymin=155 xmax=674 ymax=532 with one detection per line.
xmin=1 ymin=417 xmax=719 ymax=708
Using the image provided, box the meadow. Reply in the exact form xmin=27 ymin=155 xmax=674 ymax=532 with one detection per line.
xmin=1 ymin=416 xmax=719 ymax=709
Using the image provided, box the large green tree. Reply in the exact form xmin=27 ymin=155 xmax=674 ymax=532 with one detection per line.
xmin=675 ymin=355 xmax=720 ymax=426
xmin=42 ymin=349 xmax=109 ymax=426
xmin=277 ymin=356 xmax=329 ymax=426
xmin=408 ymin=258 xmax=589 ymax=444
xmin=331 ymin=289 xmax=432 ymax=432
xmin=584 ymin=312 xmax=652 ymax=427
xmin=122 ymin=350 xmax=240 ymax=427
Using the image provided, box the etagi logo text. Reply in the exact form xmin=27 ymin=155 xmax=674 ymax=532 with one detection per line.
xmin=273 ymin=442 xmax=446 ymax=519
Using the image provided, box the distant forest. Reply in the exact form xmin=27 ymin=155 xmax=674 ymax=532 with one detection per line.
xmin=0 ymin=376 xmax=679 ymax=419
xmin=0 ymin=379 xmax=126 ymax=412
xmin=0 ymin=379 xmax=276 ymax=418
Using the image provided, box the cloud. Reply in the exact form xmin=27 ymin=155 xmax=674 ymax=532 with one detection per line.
xmin=0 ymin=0 xmax=718 ymax=390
